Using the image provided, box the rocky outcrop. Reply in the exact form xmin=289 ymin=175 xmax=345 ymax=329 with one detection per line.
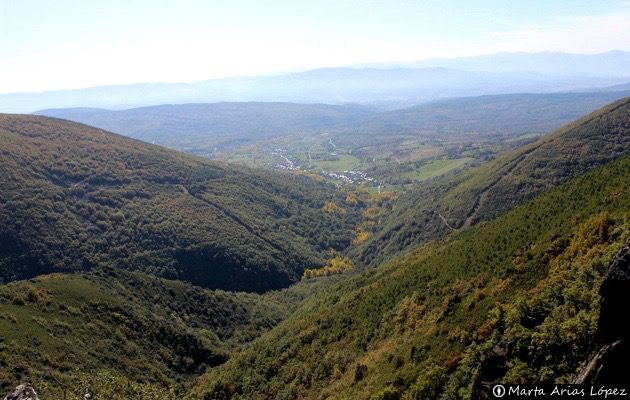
xmin=574 ymin=241 xmax=630 ymax=384
xmin=2 ymin=383 xmax=92 ymax=400
xmin=598 ymin=241 xmax=630 ymax=343
xmin=2 ymin=384 xmax=39 ymax=400
xmin=470 ymin=342 xmax=513 ymax=400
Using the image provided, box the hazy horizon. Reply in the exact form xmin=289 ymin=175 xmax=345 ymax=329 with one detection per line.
xmin=0 ymin=49 xmax=627 ymax=96
xmin=2 ymin=0 xmax=630 ymax=94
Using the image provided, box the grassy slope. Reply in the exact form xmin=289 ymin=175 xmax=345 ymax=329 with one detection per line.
xmin=192 ymin=150 xmax=630 ymax=400
xmin=354 ymin=97 xmax=630 ymax=267
xmin=0 ymin=267 xmax=348 ymax=399
xmin=0 ymin=268 xmax=341 ymax=398
xmin=0 ymin=114 xmax=362 ymax=292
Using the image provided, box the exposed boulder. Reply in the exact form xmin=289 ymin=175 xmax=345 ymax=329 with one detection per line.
xmin=2 ymin=384 xmax=39 ymax=400
xmin=574 ymin=241 xmax=630 ymax=384
xmin=471 ymin=342 xmax=512 ymax=399
xmin=598 ymin=241 xmax=630 ymax=343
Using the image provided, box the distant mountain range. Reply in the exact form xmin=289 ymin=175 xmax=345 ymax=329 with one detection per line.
xmin=357 ymin=50 xmax=630 ymax=77
xmin=3 ymin=51 xmax=630 ymax=113
xmin=36 ymin=90 xmax=630 ymax=155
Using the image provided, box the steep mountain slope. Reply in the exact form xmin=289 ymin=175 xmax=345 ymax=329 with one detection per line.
xmin=0 ymin=268 xmax=340 ymax=398
xmin=0 ymin=270 xmax=282 ymax=395
xmin=35 ymin=103 xmax=375 ymax=155
xmin=0 ymin=114 xmax=361 ymax=292
xmin=192 ymin=148 xmax=630 ymax=399
xmin=354 ymin=97 xmax=630 ymax=266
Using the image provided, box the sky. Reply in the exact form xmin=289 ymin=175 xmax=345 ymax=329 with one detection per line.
xmin=1 ymin=0 xmax=630 ymax=94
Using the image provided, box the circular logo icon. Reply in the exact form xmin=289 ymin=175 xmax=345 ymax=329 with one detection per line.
xmin=493 ymin=384 xmax=506 ymax=398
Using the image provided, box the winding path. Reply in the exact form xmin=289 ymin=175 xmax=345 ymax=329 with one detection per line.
xmin=437 ymin=212 xmax=457 ymax=231
xmin=184 ymin=188 xmax=286 ymax=253
xmin=459 ymin=146 xmax=538 ymax=229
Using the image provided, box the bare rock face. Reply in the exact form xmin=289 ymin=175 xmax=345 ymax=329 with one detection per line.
xmin=574 ymin=241 xmax=630 ymax=384
xmin=2 ymin=384 xmax=39 ymax=400
xmin=598 ymin=241 xmax=630 ymax=343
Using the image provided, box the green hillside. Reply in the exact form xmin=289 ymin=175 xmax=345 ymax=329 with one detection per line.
xmin=192 ymin=144 xmax=630 ymax=400
xmin=0 ymin=268 xmax=342 ymax=398
xmin=0 ymin=114 xmax=362 ymax=292
xmin=354 ymin=97 xmax=630 ymax=266
xmin=4 ymin=99 xmax=630 ymax=400
xmin=0 ymin=270 xmax=272 ymax=394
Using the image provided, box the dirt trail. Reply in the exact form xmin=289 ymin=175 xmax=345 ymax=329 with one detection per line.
xmin=459 ymin=147 xmax=537 ymax=229
xmin=457 ymin=98 xmax=630 ymax=229
xmin=437 ymin=212 xmax=457 ymax=231
xmin=185 ymin=188 xmax=286 ymax=253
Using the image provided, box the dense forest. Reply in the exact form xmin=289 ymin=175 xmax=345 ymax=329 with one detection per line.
xmin=1 ymin=99 xmax=629 ymax=399
xmin=194 ymin=140 xmax=630 ymax=400
xmin=0 ymin=115 xmax=362 ymax=292
xmin=0 ymin=266 xmax=343 ymax=397
xmin=353 ymin=98 xmax=630 ymax=266
xmin=4 ymin=1 xmax=630 ymax=398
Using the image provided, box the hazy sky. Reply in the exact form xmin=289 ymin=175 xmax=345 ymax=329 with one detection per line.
xmin=1 ymin=0 xmax=630 ymax=93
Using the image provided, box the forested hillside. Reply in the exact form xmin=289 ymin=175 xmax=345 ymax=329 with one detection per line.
xmin=0 ymin=270 xmax=281 ymax=395
xmin=5 ymin=1 xmax=630 ymax=399
xmin=3 ymin=93 xmax=630 ymax=400
xmin=354 ymin=97 xmax=630 ymax=266
xmin=193 ymin=145 xmax=630 ymax=400
xmin=0 ymin=267 xmax=343 ymax=398
xmin=0 ymin=114 xmax=362 ymax=292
